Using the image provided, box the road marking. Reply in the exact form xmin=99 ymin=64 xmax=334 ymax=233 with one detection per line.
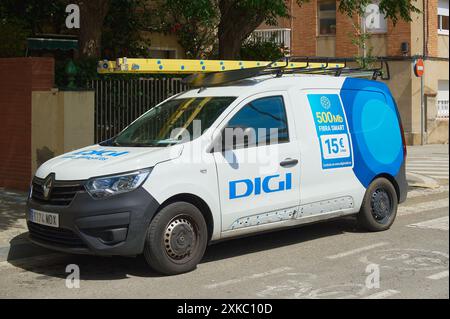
xmin=398 ymin=198 xmax=449 ymax=216
xmin=427 ymin=270 xmax=449 ymax=280
xmin=204 ymin=267 xmax=293 ymax=289
xmin=407 ymin=216 xmax=449 ymax=231
xmin=362 ymin=289 xmax=400 ymax=299
xmin=326 ymin=243 xmax=388 ymax=260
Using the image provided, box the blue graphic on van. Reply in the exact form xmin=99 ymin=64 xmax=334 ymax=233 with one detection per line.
xmin=307 ymin=94 xmax=353 ymax=169
xmin=62 ymin=149 xmax=130 ymax=161
xmin=340 ymin=78 xmax=404 ymax=188
xmin=229 ymin=173 xmax=292 ymax=199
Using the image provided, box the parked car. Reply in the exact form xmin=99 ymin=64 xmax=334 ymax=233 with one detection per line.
xmin=27 ymin=69 xmax=407 ymax=275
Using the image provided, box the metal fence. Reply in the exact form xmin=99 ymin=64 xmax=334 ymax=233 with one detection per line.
xmin=88 ymin=78 xmax=188 ymax=143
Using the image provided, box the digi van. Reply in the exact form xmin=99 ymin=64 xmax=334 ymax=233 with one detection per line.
xmin=27 ymin=58 xmax=407 ymax=275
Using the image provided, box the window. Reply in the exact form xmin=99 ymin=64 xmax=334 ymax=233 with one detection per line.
xmin=438 ymin=0 xmax=449 ymax=35
xmin=363 ymin=1 xmax=388 ymax=33
xmin=225 ymin=96 xmax=289 ymax=149
xmin=318 ymin=2 xmax=337 ymax=35
xmin=111 ymin=97 xmax=236 ymax=147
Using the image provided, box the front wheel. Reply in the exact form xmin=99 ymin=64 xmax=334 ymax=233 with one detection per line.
xmin=358 ymin=177 xmax=398 ymax=232
xmin=143 ymin=202 xmax=208 ymax=275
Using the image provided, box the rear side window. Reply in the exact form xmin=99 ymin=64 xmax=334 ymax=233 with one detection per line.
xmin=226 ymin=96 xmax=289 ymax=148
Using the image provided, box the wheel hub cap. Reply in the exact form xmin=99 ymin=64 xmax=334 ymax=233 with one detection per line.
xmin=164 ymin=217 xmax=196 ymax=260
xmin=371 ymin=188 xmax=392 ymax=221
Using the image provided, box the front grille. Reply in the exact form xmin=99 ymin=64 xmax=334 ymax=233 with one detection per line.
xmin=28 ymin=221 xmax=86 ymax=248
xmin=31 ymin=177 xmax=85 ymax=206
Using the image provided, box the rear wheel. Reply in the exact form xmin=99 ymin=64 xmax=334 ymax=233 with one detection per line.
xmin=143 ymin=202 xmax=208 ymax=275
xmin=358 ymin=177 xmax=398 ymax=232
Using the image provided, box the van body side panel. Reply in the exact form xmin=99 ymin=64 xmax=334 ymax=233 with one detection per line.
xmin=339 ymin=78 xmax=405 ymax=192
xmin=292 ymin=88 xmax=365 ymax=216
xmin=144 ymin=148 xmax=222 ymax=240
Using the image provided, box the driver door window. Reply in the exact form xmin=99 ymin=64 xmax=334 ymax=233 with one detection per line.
xmin=225 ymin=96 xmax=289 ymax=149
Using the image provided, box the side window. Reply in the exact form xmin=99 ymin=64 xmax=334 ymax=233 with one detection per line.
xmin=225 ymin=96 xmax=289 ymax=149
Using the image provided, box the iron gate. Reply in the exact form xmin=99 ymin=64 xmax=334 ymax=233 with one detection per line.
xmin=89 ymin=78 xmax=188 ymax=143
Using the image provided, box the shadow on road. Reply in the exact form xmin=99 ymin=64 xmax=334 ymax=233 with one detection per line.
xmin=7 ymin=217 xmax=360 ymax=280
xmin=0 ymin=189 xmax=27 ymax=233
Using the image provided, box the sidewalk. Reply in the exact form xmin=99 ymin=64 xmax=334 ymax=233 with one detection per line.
xmin=0 ymin=188 xmax=27 ymax=247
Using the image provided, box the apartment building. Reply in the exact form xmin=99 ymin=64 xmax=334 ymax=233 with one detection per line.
xmin=255 ymin=0 xmax=449 ymax=144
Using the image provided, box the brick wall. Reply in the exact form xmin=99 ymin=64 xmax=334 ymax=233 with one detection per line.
xmin=0 ymin=58 xmax=54 ymax=191
xmin=291 ymin=1 xmax=317 ymax=56
xmin=387 ymin=20 xmax=411 ymax=56
xmin=427 ymin=0 xmax=438 ymax=57
xmin=335 ymin=9 xmax=359 ymax=57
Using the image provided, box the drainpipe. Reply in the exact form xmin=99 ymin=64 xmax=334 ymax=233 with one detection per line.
xmin=290 ymin=0 xmax=294 ymax=55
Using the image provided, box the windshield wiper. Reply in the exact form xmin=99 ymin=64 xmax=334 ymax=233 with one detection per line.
xmin=156 ymin=138 xmax=182 ymax=145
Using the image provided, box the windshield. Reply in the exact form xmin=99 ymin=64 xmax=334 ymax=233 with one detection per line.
xmin=108 ymin=96 xmax=236 ymax=147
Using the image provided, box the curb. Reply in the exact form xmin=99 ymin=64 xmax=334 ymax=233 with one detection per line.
xmin=406 ymin=172 xmax=440 ymax=189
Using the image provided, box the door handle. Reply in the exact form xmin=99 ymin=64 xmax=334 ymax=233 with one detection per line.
xmin=280 ymin=158 xmax=298 ymax=167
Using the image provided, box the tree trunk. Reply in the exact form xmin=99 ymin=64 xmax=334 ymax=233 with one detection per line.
xmin=77 ymin=0 xmax=110 ymax=58
xmin=218 ymin=24 xmax=246 ymax=60
xmin=218 ymin=0 xmax=266 ymax=60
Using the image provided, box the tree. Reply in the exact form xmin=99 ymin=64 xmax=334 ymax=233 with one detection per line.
xmin=75 ymin=0 xmax=110 ymax=58
xmin=217 ymin=0 xmax=420 ymax=59
xmin=152 ymin=0 xmax=219 ymax=59
xmin=102 ymin=0 xmax=152 ymax=59
xmin=0 ymin=0 xmax=68 ymax=57
xmin=218 ymin=0 xmax=294 ymax=59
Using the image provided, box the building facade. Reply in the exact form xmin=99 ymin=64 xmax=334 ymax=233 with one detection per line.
xmin=255 ymin=0 xmax=449 ymax=144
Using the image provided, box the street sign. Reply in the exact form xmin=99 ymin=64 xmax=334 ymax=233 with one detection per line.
xmin=414 ymin=59 xmax=425 ymax=77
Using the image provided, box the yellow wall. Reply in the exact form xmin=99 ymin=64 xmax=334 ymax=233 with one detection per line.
xmin=438 ymin=35 xmax=449 ymax=58
xmin=31 ymin=90 xmax=94 ymax=174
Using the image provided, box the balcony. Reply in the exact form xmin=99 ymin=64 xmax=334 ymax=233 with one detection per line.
xmin=437 ymin=99 xmax=449 ymax=119
xmin=248 ymin=28 xmax=291 ymax=51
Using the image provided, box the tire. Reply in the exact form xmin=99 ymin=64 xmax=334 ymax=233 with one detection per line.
xmin=143 ymin=201 xmax=208 ymax=275
xmin=358 ymin=177 xmax=398 ymax=232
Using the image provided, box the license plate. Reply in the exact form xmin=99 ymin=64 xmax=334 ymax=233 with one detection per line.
xmin=29 ymin=209 xmax=59 ymax=228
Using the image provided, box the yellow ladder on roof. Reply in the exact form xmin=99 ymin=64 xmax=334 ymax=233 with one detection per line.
xmin=97 ymin=58 xmax=344 ymax=74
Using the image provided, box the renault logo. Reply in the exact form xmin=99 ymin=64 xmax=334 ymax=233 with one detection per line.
xmin=43 ymin=174 xmax=54 ymax=200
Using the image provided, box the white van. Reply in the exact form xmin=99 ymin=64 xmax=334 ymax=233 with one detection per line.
xmin=27 ymin=65 xmax=407 ymax=275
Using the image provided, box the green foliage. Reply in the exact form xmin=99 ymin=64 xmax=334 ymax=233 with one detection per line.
xmin=0 ymin=19 xmax=29 ymax=57
xmin=338 ymin=0 xmax=420 ymax=24
xmin=152 ymin=0 xmax=219 ymax=58
xmin=101 ymin=0 xmax=152 ymax=59
xmin=348 ymin=22 xmax=376 ymax=69
xmin=240 ymin=38 xmax=285 ymax=61
xmin=0 ymin=0 xmax=67 ymax=34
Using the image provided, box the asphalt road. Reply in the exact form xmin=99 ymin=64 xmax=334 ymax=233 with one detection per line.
xmin=0 ymin=145 xmax=448 ymax=299
xmin=0 ymin=185 xmax=447 ymax=299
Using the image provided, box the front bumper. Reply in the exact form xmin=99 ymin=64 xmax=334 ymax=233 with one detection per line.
xmin=26 ymin=187 xmax=160 ymax=256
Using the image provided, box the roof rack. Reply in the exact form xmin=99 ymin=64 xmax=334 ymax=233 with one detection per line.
xmin=183 ymin=56 xmax=390 ymax=88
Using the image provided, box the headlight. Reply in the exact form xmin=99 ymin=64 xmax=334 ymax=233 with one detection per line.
xmin=85 ymin=169 xmax=151 ymax=199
